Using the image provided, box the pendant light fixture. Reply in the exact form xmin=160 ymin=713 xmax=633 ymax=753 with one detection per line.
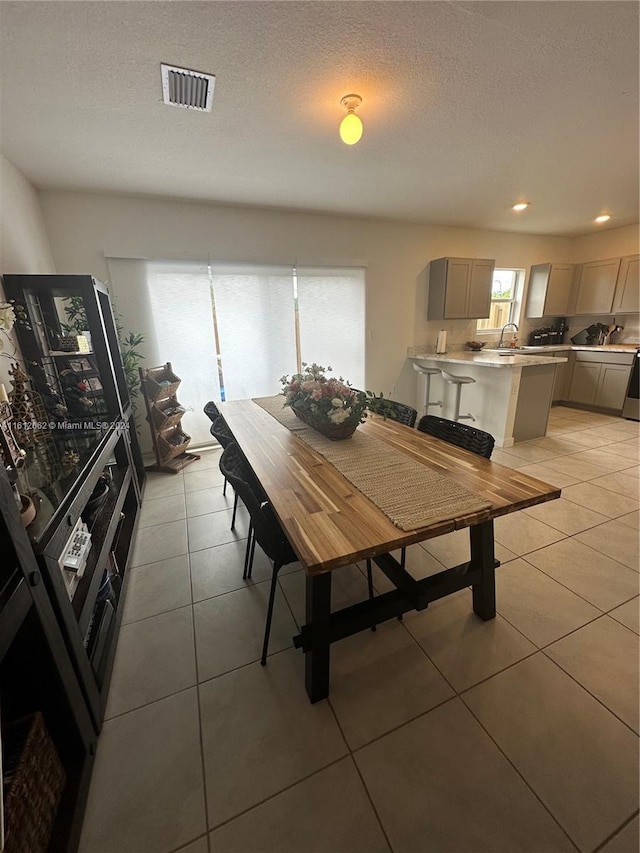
xmin=339 ymin=94 xmax=363 ymax=145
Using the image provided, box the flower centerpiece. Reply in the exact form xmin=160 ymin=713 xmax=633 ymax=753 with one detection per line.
xmin=280 ymin=363 xmax=385 ymax=440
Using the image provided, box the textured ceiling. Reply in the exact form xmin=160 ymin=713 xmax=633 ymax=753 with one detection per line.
xmin=0 ymin=0 xmax=638 ymax=236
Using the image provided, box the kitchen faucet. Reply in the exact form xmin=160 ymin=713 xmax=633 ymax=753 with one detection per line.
xmin=498 ymin=323 xmax=519 ymax=348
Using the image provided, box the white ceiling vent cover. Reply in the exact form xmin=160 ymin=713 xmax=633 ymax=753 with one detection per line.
xmin=161 ymin=63 xmax=215 ymax=112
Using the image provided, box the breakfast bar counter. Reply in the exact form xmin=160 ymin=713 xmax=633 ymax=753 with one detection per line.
xmin=408 ymin=347 xmax=569 ymax=446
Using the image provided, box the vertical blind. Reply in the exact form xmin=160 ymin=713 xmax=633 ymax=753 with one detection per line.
xmin=143 ymin=261 xmax=365 ymax=448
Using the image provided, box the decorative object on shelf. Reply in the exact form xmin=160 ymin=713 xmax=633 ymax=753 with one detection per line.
xmin=81 ymin=473 xmax=111 ymax=527
xmin=19 ymin=493 xmax=37 ymax=527
xmin=280 ymin=363 xmax=385 ymax=441
xmin=0 ymin=302 xmax=17 ymax=351
xmin=60 ymin=295 xmax=146 ymax=413
xmin=60 ymin=449 xmax=80 ymax=478
xmin=8 ymin=363 xmax=51 ymax=445
xmin=2 ymin=711 xmax=66 ymax=853
xmin=59 ymin=366 xmax=94 ymax=416
xmin=0 ymin=399 xmax=26 ymax=471
xmin=139 ymin=362 xmax=200 ymax=473
xmin=466 ymin=341 xmax=486 ymax=351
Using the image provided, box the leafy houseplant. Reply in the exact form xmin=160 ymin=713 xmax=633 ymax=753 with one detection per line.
xmin=280 ymin=363 xmax=389 ymax=440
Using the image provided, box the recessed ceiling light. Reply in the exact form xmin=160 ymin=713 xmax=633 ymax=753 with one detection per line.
xmin=594 ymin=214 xmax=611 ymax=223
xmin=512 ymin=202 xmax=530 ymax=212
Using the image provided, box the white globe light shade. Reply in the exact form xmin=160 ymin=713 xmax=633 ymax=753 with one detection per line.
xmin=339 ymin=112 xmax=363 ymax=145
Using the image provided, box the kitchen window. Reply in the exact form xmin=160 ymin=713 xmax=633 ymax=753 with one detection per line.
xmin=476 ymin=268 xmax=524 ymax=334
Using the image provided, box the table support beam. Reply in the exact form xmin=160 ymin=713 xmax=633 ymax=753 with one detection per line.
xmin=304 ymin=572 xmax=332 ymax=703
xmin=297 ymin=535 xmax=498 ymax=702
xmin=470 ymin=520 xmax=496 ymax=620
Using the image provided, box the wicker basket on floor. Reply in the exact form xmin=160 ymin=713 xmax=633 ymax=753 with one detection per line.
xmin=2 ymin=712 xmax=66 ymax=853
xmin=142 ymin=365 xmax=181 ymax=402
xmin=157 ymin=428 xmax=192 ymax=463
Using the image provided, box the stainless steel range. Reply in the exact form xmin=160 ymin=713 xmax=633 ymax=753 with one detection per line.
xmin=622 ymin=348 xmax=640 ymax=421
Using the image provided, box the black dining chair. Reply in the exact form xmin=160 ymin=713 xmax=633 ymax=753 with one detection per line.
xmin=209 ymin=415 xmax=240 ymax=521
xmin=416 ymin=415 xmax=495 ymax=459
xmin=219 ymin=442 xmax=298 ymax=666
xmin=203 ymin=400 xmax=220 ymax=423
xmin=367 ymin=396 xmax=418 ymax=428
xmin=204 ymin=401 xmax=232 ymax=498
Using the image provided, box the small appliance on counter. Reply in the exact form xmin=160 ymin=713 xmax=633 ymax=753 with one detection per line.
xmin=528 ymin=322 xmax=562 ymax=346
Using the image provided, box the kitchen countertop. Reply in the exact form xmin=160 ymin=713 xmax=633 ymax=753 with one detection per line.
xmin=408 ymin=343 xmax=638 ymax=368
xmin=494 ymin=344 xmax=639 ymax=354
xmin=408 ymin=350 xmax=569 ymax=368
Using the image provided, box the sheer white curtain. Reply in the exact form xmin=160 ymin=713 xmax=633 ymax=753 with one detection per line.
xmin=297 ymin=267 xmax=365 ymax=389
xmin=145 ymin=261 xmax=218 ymax=447
xmin=210 ymin=264 xmax=297 ymax=399
xmin=133 ymin=260 xmax=365 ymax=450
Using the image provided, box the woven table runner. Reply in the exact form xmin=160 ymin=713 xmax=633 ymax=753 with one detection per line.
xmin=252 ymin=396 xmax=491 ymax=531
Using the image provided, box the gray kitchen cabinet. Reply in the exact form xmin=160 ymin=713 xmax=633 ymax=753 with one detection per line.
xmin=532 ymin=350 xmax=570 ymax=401
xmin=566 ymin=351 xmax=633 ymax=410
xmin=525 ymin=263 xmax=575 ymax=318
xmin=573 ymin=257 xmax=621 ymax=315
xmin=567 ymin=360 xmax=600 ymax=405
xmin=595 ymin=364 xmax=632 ymax=410
xmin=612 ymin=254 xmax=639 ymax=314
xmin=427 ymin=257 xmax=495 ymax=320
xmin=549 ymin=351 xmax=570 ymax=401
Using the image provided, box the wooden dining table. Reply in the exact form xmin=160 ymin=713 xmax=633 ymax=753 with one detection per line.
xmin=219 ymin=399 xmax=561 ymax=703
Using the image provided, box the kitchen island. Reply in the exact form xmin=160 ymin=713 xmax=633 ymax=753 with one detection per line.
xmin=408 ymin=348 xmax=568 ymax=447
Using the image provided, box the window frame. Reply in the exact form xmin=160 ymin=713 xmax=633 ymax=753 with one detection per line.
xmin=476 ymin=268 xmax=525 ymax=335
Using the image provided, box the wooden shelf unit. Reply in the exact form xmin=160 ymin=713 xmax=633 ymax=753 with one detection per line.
xmin=139 ymin=362 xmax=200 ymax=473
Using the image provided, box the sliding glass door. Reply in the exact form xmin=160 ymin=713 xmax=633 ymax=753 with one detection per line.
xmin=143 ymin=261 xmax=365 ymax=448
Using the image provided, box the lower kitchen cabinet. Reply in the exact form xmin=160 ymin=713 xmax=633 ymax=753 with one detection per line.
xmin=566 ymin=351 xmax=634 ymax=411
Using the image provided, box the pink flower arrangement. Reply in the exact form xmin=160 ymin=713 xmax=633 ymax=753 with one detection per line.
xmin=280 ymin=363 xmax=371 ymax=428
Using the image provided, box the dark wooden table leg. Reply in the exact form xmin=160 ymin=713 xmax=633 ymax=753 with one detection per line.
xmin=304 ymin=572 xmax=332 ymax=703
xmin=470 ymin=520 xmax=496 ymax=620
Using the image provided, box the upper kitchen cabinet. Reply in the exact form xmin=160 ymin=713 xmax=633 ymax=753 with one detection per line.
xmin=427 ymin=257 xmax=495 ymax=320
xmin=573 ymin=257 xmax=621 ymax=315
xmin=612 ymin=254 xmax=639 ymax=314
xmin=525 ymin=263 xmax=575 ymax=318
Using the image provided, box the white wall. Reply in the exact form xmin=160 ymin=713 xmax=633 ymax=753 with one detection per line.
xmin=0 ymin=154 xmax=55 ymax=275
xmin=0 ymin=154 xmax=55 ymax=388
xmin=40 ymin=189 xmax=590 ymax=408
xmin=571 ymin=224 xmax=639 ymax=263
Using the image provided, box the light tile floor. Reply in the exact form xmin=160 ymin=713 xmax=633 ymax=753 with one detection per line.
xmin=79 ymin=406 xmax=640 ymax=853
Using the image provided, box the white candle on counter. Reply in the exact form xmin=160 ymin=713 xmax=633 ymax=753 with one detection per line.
xmin=0 ymin=384 xmax=8 ymax=403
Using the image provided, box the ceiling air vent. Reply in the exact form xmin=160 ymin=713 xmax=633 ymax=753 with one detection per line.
xmin=161 ymin=63 xmax=215 ymax=112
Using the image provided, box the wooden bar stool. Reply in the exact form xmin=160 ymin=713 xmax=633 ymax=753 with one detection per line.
xmin=412 ymin=363 xmax=442 ymax=417
xmin=440 ymin=370 xmax=476 ymax=422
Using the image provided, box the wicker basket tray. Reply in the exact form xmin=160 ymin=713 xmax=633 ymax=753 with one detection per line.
xmin=157 ymin=428 xmax=191 ymax=463
xmin=292 ymin=406 xmax=358 ymax=440
xmin=150 ymin=398 xmax=186 ymax=431
xmin=2 ymin=712 xmax=66 ymax=853
xmin=143 ymin=366 xmax=181 ymax=402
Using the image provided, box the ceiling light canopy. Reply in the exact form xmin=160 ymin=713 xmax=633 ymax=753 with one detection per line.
xmin=512 ymin=202 xmax=530 ymax=212
xmin=594 ymin=214 xmax=611 ymax=223
xmin=339 ymin=94 xmax=363 ymax=145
